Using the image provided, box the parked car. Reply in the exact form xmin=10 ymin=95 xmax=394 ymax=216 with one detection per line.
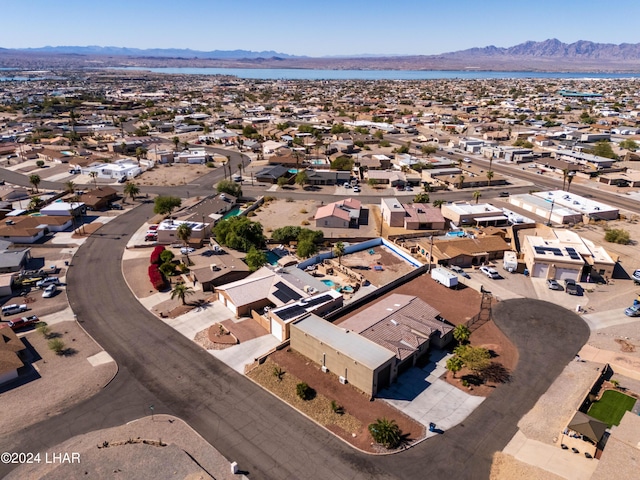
xmin=42 ymin=284 xmax=58 ymax=298
xmin=450 ymin=266 xmax=470 ymax=279
xmin=181 ymin=247 xmax=195 ymax=254
xmin=343 ymin=182 xmax=351 ymax=188
xmin=117 ymin=176 xmax=127 ymax=183
xmin=68 ymin=168 xmax=81 ymax=174
xmin=564 ymin=279 xmax=579 ymax=295
xmin=632 ymin=269 xmax=640 ymax=284
xmin=625 ymin=305 xmax=640 ymax=317
xmin=148 ymin=225 xmax=159 ymax=231
xmin=2 ymin=304 xmax=28 ymax=316
xmin=498 ymin=191 xmax=510 ymax=198
xmin=36 ymin=277 xmax=60 ymax=288
xmin=479 ymin=266 xmax=500 ymax=279
xmin=8 ymin=315 xmax=39 ymax=331
xmin=353 ymin=186 xmax=361 ymax=192
xmin=404 ymin=185 xmax=413 ymax=191
xmin=546 ymin=279 xmax=562 ymax=290
xmin=110 ymin=203 xmax=123 ymax=210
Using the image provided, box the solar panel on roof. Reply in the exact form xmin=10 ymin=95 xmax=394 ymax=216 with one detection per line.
xmin=303 ymin=294 xmax=333 ymax=308
xmin=272 ymin=282 xmax=303 ymax=303
xmin=276 ymin=305 xmax=307 ymax=321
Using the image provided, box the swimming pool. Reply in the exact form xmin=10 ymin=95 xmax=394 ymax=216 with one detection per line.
xmin=265 ymin=250 xmax=280 ymax=265
xmin=309 ymin=159 xmax=328 ymax=165
xmin=222 ymin=206 xmax=241 ymax=219
xmin=321 ymin=279 xmax=335 ymax=287
xmin=288 ymin=168 xmax=299 ymax=174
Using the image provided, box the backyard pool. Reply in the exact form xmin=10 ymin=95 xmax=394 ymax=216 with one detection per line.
xmin=321 ymin=279 xmax=335 ymax=288
xmin=265 ymin=250 xmax=281 ymax=265
xmin=222 ymin=206 xmax=241 ymax=219
xmin=288 ymin=168 xmax=299 ymax=174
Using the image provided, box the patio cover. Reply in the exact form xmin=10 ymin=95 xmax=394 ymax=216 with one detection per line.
xmin=568 ymin=411 xmax=607 ymax=443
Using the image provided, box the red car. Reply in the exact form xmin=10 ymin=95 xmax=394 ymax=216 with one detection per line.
xmin=7 ymin=315 xmax=39 ymax=331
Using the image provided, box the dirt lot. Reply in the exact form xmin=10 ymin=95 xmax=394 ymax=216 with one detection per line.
xmin=252 ymin=198 xmax=380 ymax=239
xmin=136 ymin=163 xmax=213 ymax=186
xmin=248 ymin=350 xmax=425 ymax=453
xmin=123 ymin=256 xmax=159 ymax=299
xmin=340 ymin=244 xmax=416 ymax=287
xmin=0 ymin=321 xmax=116 ymax=437
xmin=336 ymin=272 xmax=483 ymax=326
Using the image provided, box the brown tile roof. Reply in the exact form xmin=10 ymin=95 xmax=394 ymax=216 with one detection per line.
xmin=429 ymin=236 xmax=510 ymax=260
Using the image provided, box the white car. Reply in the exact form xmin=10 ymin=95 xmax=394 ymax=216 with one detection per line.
xmin=36 ymin=277 xmax=60 ymax=288
xmin=42 ymin=284 xmax=58 ymax=298
xmin=633 ymin=269 xmax=640 ymax=283
xmin=479 ymin=266 xmax=500 ymax=279
xmin=353 ymin=186 xmax=361 ymax=192
xmin=181 ymin=247 xmax=195 ymax=254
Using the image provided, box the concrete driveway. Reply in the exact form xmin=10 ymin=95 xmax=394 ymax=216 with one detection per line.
xmin=377 ymin=350 xmax=484 ymax=434
xmin=582 ymin=307 xmax=640 ymax=330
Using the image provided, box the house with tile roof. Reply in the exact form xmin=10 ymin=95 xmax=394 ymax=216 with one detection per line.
xmin=314 ymin=198 xmax=362 ymax=228
xmin=416 ymin=235 xmax=511 ymax=268
xmin=0 ymin=326 xmax=25 ymax=385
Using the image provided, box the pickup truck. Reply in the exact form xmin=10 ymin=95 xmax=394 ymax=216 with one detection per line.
xmin=7 ymin=315 xmax=39 ymax=331
xmin=564 ymin=279 xmax=579 ymax=295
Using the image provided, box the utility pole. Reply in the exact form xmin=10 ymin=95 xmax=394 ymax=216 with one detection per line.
xmin=428 ymin=235 xmax=434 ymax=273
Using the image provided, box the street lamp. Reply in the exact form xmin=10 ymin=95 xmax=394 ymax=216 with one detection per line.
xmin=149 ymin=404 xmax=154 ymax=421
xmin=546 ymin=198 xmax=555 ymax=226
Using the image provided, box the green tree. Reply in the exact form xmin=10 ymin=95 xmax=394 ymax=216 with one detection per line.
xmin=295 ymin=171 xmax=309 ymax=188
xmin=216 ymin=179 xmax=242 ymax=198
xmin=123 ymin=182 xmax=140 ymax=202
xmin=64 ymin=180 xmax=76 ymax=194
xmin=604 ymin=228 xmax=631 ymax=245
xmin=619 ymin=139 xmax=638 ymax=151
xmin=367 ymin=178 xmax=379 ymax=189
xmin=277 ymin=176 xmax=288 ymax=188
xmin=245 ymin=247 xmax=268 ymax=271
xmin=421 ymin=144 xmax=437 ymax=156
xmin=36 ymin=159 xmax=45 ymax=168
xmin=486 ymin=170 xmax=494 ymax=186
xmin=368 ymin=418 xmax=402 ymax=449
xmin=589 ymin=140 xmax=617 ymax=159
xmin=455 ymin=345 xmax=491 ymax=373
xmin=214 ymin=216 xmax=266 ymax=252
xmin=28 ymin=196 xmax=43 ymax=210
xmin=135 ymin=146 xmax=147 ymax=167
xmin=413 ymin=193 xmax=430 ymax=203
xmin=297 ymin=238 xmax=318 ymax=258
xmin=176 ymin=223 xmax=193 ymax=247
xmin=89 ymin=171 xmax=98 ymax=189
xmin=453 ymin=324 xmax=471 ymax=344
xmin=472 ymin=190 xmax=481 ymax=204
xmin=172 ymin=136 xmax=180 ymax=150
xmin=29 ymin=174 xmax=41 ymax=193
xmin=432 ymin=199 xmax=445 ymax=208
xmin=331 ymin=156 xmax=354 ymax=171
xmin=446 ymin=356 xmax=464 ymax=378
xmin=160 ymin=249 xmax=175 ymax=264
xmin=170 ymin=282 xmax=195 ymax=305
xmin=333 ymin=241 xmax=345 ymax=265
xmin=457 ymin=175 xmax=465 ymax=190
xmin=154 ymin=195 xmax=182 ymax=215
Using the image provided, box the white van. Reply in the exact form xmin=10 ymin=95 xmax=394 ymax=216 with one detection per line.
xmin=2 ymin=304 xmax=28 ymax=316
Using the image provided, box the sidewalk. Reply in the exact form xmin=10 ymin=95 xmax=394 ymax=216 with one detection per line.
xmin=578 ymin=344 xmax=640 ymax=381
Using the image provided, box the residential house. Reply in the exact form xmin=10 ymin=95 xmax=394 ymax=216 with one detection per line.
xmin=315 ymin=198 xmax=362 ymax=228
xmin=417 ymin=235 xmax=511 ymax=267
xmin=156 ymin=219 xmax=210 ymax=247
xmin=191 ymin=250 xmax=251 ymax=292
xmin=78 ymin=186 xmax=118 ymax=211
xmin=0 ymin=327 xmax=25 ymax=385
xmin=0 ymin=248 xmax=31 ymax=274
xmin=255 ymin=165 xmax=289 ymax=184
xmin=441 ymin=203 xmax=508 ymax=227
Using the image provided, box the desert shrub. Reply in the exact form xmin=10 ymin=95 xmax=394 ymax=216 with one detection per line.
xmin=604 ymin=228 xmax=630 ymax=245
xmin=36 ymin=160 xmax=45 ymax=168
xmin=48 ymin=338 xmax=65 ymax=355
xmin=296 ymin=382 xmax=312 ymax=400
xmin=148 ymin=264 xmax=166 ymax=290
xmin=150 ymin=245 xmax=166 ymax=265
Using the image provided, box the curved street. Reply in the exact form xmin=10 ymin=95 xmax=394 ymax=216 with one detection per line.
xmin=0 ymin=195 xmax=591 ymax=478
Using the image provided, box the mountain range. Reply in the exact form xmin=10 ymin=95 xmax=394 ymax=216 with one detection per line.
xmin=2 ymin=39 xmax=640 ymax=72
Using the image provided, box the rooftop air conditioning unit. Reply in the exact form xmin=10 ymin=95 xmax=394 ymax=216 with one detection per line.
xmin=321 ymin=366 xmax=329 ymax=373
xmin=339 ymin=376 xmax=347 ymax=385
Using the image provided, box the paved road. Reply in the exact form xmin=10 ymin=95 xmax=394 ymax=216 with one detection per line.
xmin=0 ymin=198 xmax=591 ymax=479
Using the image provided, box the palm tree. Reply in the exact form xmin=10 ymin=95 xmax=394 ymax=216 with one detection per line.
xmin=566 ymin=172 xmax=575 ymax=193
xmin=170 ymin=282 xmax=195 ymax=305
xmin=172 ymin=136 xmax=180 ymax=150
xmin=457 ymin=174 xmax=465 ymax=190
xmin=135 ymin=146 xmax=147 ymax=167
xmin=453 ymin=324 xmax=471 ymax=344
xmin=432 ymin=199 xmax=446 ymax=208
xmin=176 ymin=223 xmax=193 ymax=263
xmin=472 ymin=190 xmax=482 ymax=204
xmin=123 ymin=182 xmax=140 ymax=202
xmin=333 ymin=241 xmax=345 ymax=265
xmin=29 ymin=174 xmax=41 ymax=193
xmin=486 ymin=170 xmax=494 ymax=186
xmin=28 ymin=196 xmax=42 ymax=210
xmin=89 ymin=171 xmax=98 ymax=189
xmin=561 ymin=168 xmax=570 ymax=191
xmin=446 ymin=356 xmax=464 ymax=378
xmin=368 ymin=418 xmax=402 ymax=449
xmin=64 ymin=180 xmax=76 ymax=194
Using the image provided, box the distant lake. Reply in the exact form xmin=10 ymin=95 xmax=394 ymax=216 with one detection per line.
xmin=105 ymin=66 xmax=640 ymax=80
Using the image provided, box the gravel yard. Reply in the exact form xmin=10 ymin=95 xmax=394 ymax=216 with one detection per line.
xmin=248 ymin=351 xmax=425 ymax=453
xmin=490 ymin=452 xmax=565 ymax=480
xmin=517 ymin=359 xmax=603 ymax=445
xmin=0 ymin=321 xmax=116 ymax=438
xmin=5 ymin=415 xmax=236 ymax=480
xmin=136 ymin=163 xmax=212 ymax=186
xmin=588 ymin=321 xmax=640 ymax=358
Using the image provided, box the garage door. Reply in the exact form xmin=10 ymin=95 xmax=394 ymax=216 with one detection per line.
xmin=532 ymin=263 xmax=549 ymax=278
xmin=555 ymin=268 xmax=578 ymax=282
xmin=271 ymin=318 xmax=283 ymax=341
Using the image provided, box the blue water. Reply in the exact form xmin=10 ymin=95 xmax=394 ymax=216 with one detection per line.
xmin=288 ymin=168 xmax=299 ymax=174
xmin=221 ymin=206 xmax=241 ymax=219
xmin=446 ymin=231 xmax=466 ymax=237
xmin=265 ymin=250 xmax=280 ymax=266
xmin=321 ymin=279 xmax=335 ymax=287
xmin=104 ymin=67 xmax=640 ymax=80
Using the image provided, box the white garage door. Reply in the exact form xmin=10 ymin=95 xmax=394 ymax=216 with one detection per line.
xmin=271 ymin=318 xmax=283 ymax=341
xmin=555 ymin=268 xmax=578 ymax=282
xmin=532 ymin=263 xmax=549 ymax=278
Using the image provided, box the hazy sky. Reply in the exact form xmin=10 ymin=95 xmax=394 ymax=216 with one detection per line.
xmin=3 ymin=0 xmax=640 ymax=56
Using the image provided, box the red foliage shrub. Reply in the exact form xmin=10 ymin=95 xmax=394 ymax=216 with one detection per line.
xmin=148 ymin=264 xmax=166 ymax=290
xmin=150 ymin=245 xmax=166 ymax=265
